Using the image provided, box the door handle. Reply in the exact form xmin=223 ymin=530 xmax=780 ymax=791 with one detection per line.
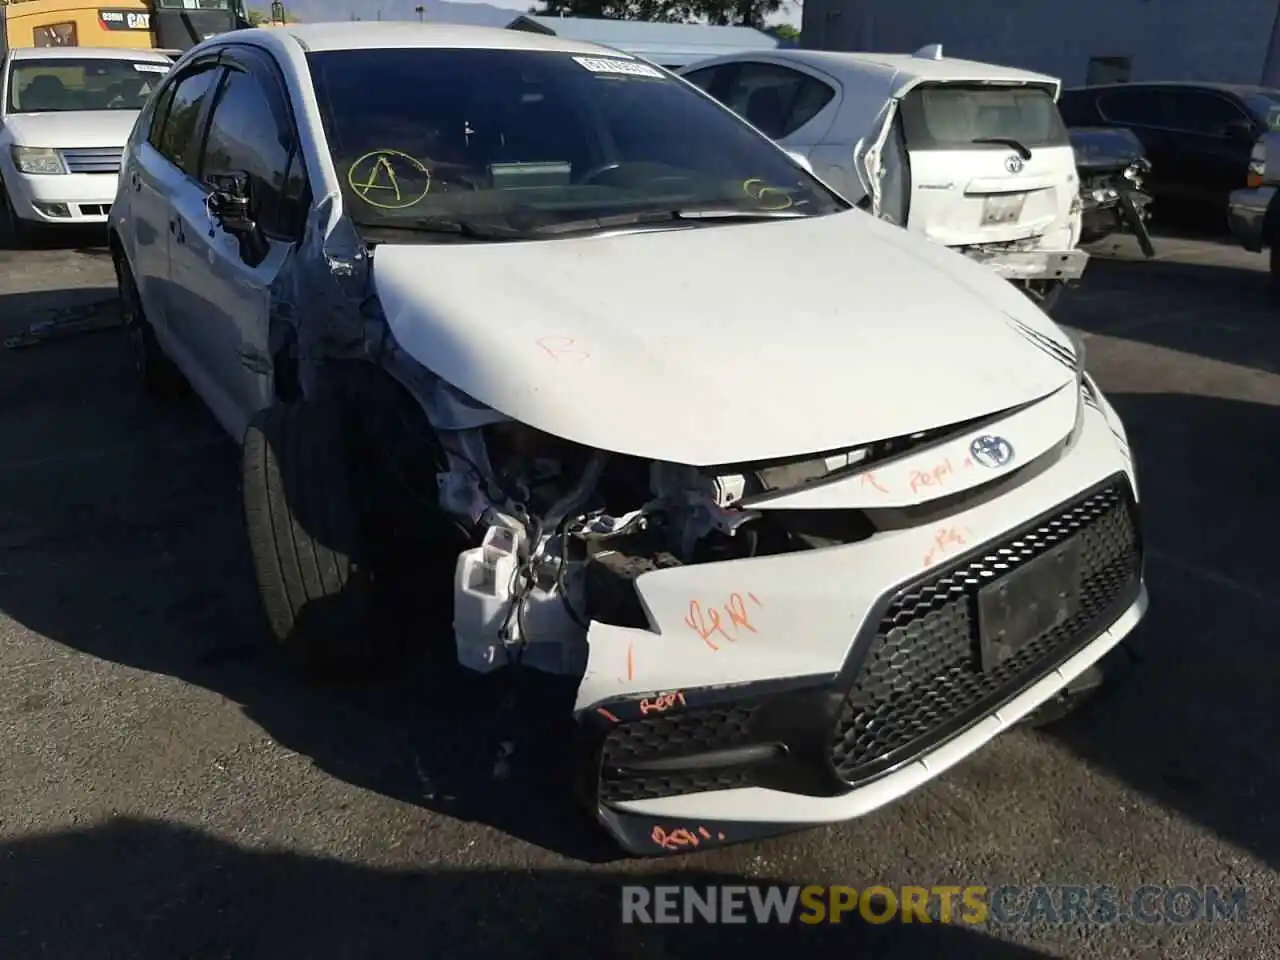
xmin=130 ymin=171 xmax=141 ymax=191
xmin=169 ymin=219 xmax=185 ymax=244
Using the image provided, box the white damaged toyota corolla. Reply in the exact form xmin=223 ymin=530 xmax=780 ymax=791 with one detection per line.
xmin=108 ymin=22 xmax=1147 ymax=856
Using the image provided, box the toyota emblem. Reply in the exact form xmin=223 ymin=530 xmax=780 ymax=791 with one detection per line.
xmin=970 ymin=435 xmax=1015 ymax=469
xmin=1005 ymin=154 xmax=1024 ymax=174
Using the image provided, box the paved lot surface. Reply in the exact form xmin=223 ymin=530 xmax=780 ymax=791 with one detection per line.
xmin=0 ymin=229 xmax=1277 ymax=959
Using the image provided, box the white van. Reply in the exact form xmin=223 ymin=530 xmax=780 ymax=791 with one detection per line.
xmin=679 ymin=44 xmax=1087 ymax=310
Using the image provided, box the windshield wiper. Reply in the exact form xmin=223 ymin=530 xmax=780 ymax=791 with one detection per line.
xmin=530 ymin=206 xmax=807 ymax=237
xmin=972 ymin=136 xmax=1033 ymax=160
xmin=356 ymin=217 xmax=527 ymax=242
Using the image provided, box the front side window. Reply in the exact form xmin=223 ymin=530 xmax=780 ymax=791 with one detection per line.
xmin=307 ymin=48 xmax=846 ymax=239
xmin=1171 ymin=91 xmax=1249 ymax=136
xmin=5 ymin=57 xmax=169 ymax=114
xmin=154 ymin=65 xmax=222 ymax=175
xmin=1244 ymin=91 xmax=1280 ymax=131
xmin=899 ymin=83 xmax=1070 ymax=151
xmin=200 ymin=67 xmax=296 ymax=235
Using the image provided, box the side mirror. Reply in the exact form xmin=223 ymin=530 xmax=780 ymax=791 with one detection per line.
xmin=207 ymin=170 xmax=269 ymax=264
xmin=207 ymin=171 xmax=255 ymax=235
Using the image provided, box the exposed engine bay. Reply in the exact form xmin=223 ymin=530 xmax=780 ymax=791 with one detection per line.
xmin=433 ymin=412 xmax=900 ymax=676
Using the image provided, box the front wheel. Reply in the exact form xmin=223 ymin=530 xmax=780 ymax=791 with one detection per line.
xmin=241 ymin=399 xmax=383 ymax=679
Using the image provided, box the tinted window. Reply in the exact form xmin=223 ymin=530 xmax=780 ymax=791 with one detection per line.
xmin=899 ymin=84 xmax=1069 ymax=150
xmin=1244 ymin=91 xmax=1280 ymax=131
xmin=719 ymin=62 xmax=835 ymax=139
xmin=682 ymin=66 xmax=721 ymax=92
xmin=1097 ymin=87 xmax=1171 ymax=126
xmin=307 ymin=48 xmax=845 ymax=238
xmin=201 ymin=66 xmax=297 ymax=236
xmin=1171 ymin=90 xmax=1248 ymax=135
xmin=147 ymin=81 xmax=178 ymax=150
xmin=155 ymin=65 xmax=222 ymax=175
xmin=5 ymin=57 xmax=169 ymax=113
xmin=1056 ymin=89 xmax=1094 ymax=126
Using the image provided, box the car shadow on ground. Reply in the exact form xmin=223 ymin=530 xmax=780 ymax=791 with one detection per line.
xmin=0 ymin=817 xmax=1057 ymax=959
xmin=1041 ymin=388 xmax=1280 ymax=871
xmin=0 ymin=222 xmax=109 ymax=254
xmin=0 ymin=280 xmax=1278 ymax=872
xmin=1062 ymin=257 xmax=1279 ymax=375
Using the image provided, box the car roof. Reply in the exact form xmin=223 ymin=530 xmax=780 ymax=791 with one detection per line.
xmin=682 ymin=47 xmax=1060 ymax=92
xmin=8 ymin=46 xmax=173 ymax=63
xmin=266 ymin=20 xmax=624 ymax=57
xmin=1063 ymin=81 xmax=1280 ymax=98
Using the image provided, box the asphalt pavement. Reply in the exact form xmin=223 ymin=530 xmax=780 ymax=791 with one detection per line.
xmin=0 ymin=228 xmax=1276 ymax=959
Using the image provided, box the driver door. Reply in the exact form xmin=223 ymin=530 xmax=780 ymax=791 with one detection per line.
xmin=168 ymin=48 xmax=308 ymax=440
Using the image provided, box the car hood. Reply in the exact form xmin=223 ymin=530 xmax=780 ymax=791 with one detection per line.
xmin=1 ymin=110 xmax=139 ymax=149
xmin=371 ymin=209 xmax=1079 ymax=466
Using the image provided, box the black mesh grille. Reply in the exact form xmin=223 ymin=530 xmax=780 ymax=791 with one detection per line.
xmin=829 ymin=479 xmax=1140 ymax=784
xmin=599 ymin=703 xmax=761 ymax=803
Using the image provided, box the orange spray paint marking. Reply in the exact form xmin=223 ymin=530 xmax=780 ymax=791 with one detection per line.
xmin=626 ymin=641 xmax=635 ymax=682
xmin=684 ymin=600 xmax=732 ymax=650
xmin=535 ymin=336 xmax=590 ymax=362
xmin=910 ymin=458 xmax=957 ymax=494
xmin=652 ymin=826 xmax=701 ymax=851
xmin=725 ymin=592 xmax=760 ymax=633
xmin=639 ymin=691 xmax=687 ymax=715
xmin=861 ymin=471 xmax=890 ymax=495
xmin=921 ymin=525 xmax=973 ymax=569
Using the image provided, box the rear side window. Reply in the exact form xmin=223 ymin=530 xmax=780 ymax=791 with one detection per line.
xmin=681 ymin=66 xmax=722 ymax=93
xmin=899 ymin=83 xmax=1070 ymax=150
xmin=718 ymin=62 xmax=836 ymax=140
xmin=1097 ymin=87 xmax=1169 ymax=126
xmin=1056 ymin=89 xmax=1094 ymax=126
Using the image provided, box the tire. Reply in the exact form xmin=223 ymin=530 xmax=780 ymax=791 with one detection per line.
xmin=1269 ymin=244 xmax=1280 ymax=299
xmin=0 ymin=179 xmax=30 ymax=249
xmin=241 ymin=399 xmax=381 ymax=679
xmin=114 ymin=252 xmax=186 ymax=396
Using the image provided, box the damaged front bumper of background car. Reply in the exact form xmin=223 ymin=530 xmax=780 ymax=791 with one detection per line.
xmin=261 ymin=195 xmax=1146 ymax=856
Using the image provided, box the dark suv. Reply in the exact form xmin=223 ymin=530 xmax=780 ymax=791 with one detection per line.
xmin=1059 ymin=82 xmax=1280 ymax=223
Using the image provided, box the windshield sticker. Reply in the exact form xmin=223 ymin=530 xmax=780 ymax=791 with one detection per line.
xmin=133 ymin=63 xmax=170 ymax=74
xmin=572 ymin=56 xmax=663 ymax=79
xmin=347 ymin=149 xmax=431 ymax=209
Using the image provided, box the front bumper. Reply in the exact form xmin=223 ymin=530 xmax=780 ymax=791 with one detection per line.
xmin=2 ymin=168 xmax=118 ymax=224
xmin=1227 ymin=185 xmax=1276 ymax=253
xmin=573 ymin=399 xmax=1145 ymax=855
xmin=963 ymin=247 xmax=1090 ymax=283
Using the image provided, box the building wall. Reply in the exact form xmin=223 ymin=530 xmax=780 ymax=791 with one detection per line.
xmin=801 ymin=0 xmax=1280 ymax=88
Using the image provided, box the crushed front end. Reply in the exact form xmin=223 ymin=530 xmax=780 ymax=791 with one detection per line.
xmin=408 ymin=356 xmax=1145 ymax=855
